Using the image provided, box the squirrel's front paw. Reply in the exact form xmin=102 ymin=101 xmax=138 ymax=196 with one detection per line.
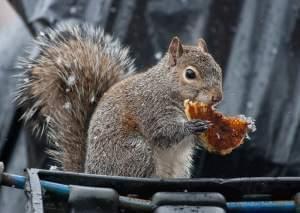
xmin=184 ymin=120 xmax=210 ymax=134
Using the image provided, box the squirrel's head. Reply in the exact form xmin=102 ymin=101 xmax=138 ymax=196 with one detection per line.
xmin=167 ymin=36 xmax=223 ymax=106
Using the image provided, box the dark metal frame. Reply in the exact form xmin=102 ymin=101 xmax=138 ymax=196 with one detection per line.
xmin=2 ymin=167 xmax=300 ymax=212
xmin=38 ymin=169 xmax=300 ymax=201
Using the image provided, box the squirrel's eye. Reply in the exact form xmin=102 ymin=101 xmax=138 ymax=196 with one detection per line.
xmin=185 ymin=69 xmax=196 ymax=79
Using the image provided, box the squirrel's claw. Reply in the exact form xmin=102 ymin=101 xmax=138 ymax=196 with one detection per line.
xmin=184 ymin=119 xmax=210 ymax=134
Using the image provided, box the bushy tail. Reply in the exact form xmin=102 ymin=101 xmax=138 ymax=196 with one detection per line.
xmin=16 ymin=23 xmax=136 ymax=172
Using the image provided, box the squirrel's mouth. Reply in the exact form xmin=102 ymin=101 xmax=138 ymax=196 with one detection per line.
xmin=194 ymin=94 xmax=222 ymax=108
xmin=194 ymin=96 xmax=216 ymax=107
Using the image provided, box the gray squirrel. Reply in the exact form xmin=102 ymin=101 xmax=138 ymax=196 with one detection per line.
xmin=16 ymin=23 xmax=222 ymax=178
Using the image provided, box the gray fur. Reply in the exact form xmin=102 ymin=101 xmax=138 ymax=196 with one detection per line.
xmin=86 ymin=50 xmax=222 ymax=177
xmin=16 ymin=23 xmax=135 ymax=171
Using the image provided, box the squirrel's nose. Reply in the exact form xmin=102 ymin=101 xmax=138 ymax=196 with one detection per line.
xmin=211 ymin=94 xmax=223 ymax=104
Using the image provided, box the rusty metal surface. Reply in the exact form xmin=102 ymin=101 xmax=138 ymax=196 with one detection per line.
xmin=25 ymin=169 xmax=44 ymax=213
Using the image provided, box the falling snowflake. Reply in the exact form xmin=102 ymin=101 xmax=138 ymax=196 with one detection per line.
xmin=67 ymin=74 xmax=76 ymax=86
xmin=63 ymin=102 xmax=71 ymax=110
xmin=154 ymin=52 xmax=162 ymax=60
xmin=90 ymin=96 xmax=95 ymax=103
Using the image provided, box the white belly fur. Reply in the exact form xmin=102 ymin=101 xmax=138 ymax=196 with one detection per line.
xmin=154 ymin=136 xmax=195 ymax=178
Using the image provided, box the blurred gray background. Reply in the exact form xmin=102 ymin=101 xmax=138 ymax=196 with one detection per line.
xmin=0 ymin=0 xmax=300 ymax=212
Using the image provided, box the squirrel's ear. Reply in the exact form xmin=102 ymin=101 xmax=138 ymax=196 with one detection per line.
xmin=197 ymin=38 xmax=208 ymax=52
xmin=168 ymin=36 xmax=183 ymax=66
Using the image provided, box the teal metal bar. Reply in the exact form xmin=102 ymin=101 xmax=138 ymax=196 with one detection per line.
xmin=227 ymin=201 xmax=295 ymax=212
xmin=1 ymin=173 xmax=70 ymax=199
xmin=40 ymin=180 xmax=70 ymax=199
xmin=1 ymin=173 xmax=26 ymax=189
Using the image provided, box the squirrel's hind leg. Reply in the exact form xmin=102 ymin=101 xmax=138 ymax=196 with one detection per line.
xmin=85 ymin=134 xmax=155 ymax=177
